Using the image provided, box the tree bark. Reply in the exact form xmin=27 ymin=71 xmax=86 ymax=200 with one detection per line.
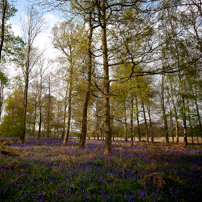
xmin=111 ymin=117 xmax=114 ymax=141
xmin=79 ymin=14 xmax=93 ymax=147
xmin=167 ymin=7 xmax=187 ymax=146
xmin=98 ymin=0 xmax=111 ymax=155
xmin=161 ymin=75 xmax=169 ymax=144
xmin=0 ymin=0 xmax=7 ymax=61
xmin=178 ymin=72 xmax=188 ymax=146
xmin=168 ymin=76 xmax=179 ymax=143
xmin=62 ymin=86 xmax=68 ymax=139
xmin=38 ymin=106 xmax=42 ymax=140
xmin=130 ymin=94 xmax=134 ymax=147
xmin=21 ymin=44 xmax=31 ymax=143
xmin=142 ymin=99 xmax=149 ymax=144
xmin=147 ymin=101 xmax=154 ymax=144
xmin=21 ymin=6 xmax=45 ymax=143
xmin=47 ymin=76 xmax=51 ymax=138
xmin=63 ymin=49 xmax=73 ymax=143
xmin=168 ymin=97 xmax=174 ymax=143
xmin=38 ymin=75 xmax=43 ymax=140
xmin=0 ymin=81 xmax=3 ymax=118
xmin=135 ymin=95 xmax=141 ymax=142
xmin=0 ymin=0 xmax=8 ymax=118
xmin=63 ymin=82 xmax=72 ymax=143
xmin=124 ymin=97 xmax=128 ymax=142
xmin=192 ymin=85 xmax=202 ymax=141
xmin=32 ymin=93 xmax=37 ymax=136
xmin=187 ymin=101 xmax=193 ymax=144
xmin=0 ymin=1 xmax=7 ymax=116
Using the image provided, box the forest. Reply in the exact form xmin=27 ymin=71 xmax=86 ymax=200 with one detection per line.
xmin=0 ymin=0 xmax=202 ymax=148
xmin=0 ymin=0 xmax=202 ymax=201
xmin=1 ymin=0 xmax=202 ymax=153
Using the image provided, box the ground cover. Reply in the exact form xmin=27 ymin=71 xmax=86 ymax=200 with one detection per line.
xmin=0 ymin=138 xmax=202 ymax=201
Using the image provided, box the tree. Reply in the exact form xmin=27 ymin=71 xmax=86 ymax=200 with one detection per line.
xmin=44 ymin=75 xmax=53 ymax=138
xmin=180 ymin=0 xmax=202 ymax=140
xmin=20 ymin=5 xmax=46 ymax=143
xmin=0 ymin=71 xmax=7 ymax=117
xmin=43 ymin=0 xmax=153 ymax=154
xmin=0 ymin=0 xmax=8 ymax=61
xmin=79 ymin=12 xmax=95 ymax=148
xmin=146 ymin=94 xmax=155 ymax=144
xmin=0 ymin=0 xmax=23 ymax=118
xmin=160 ymin=74 xmax=169 ymax=144
xmin=0 ymin=0 xmax=17 ymax=61
xmin=168 ymin=75 xmax=179 ymax=143
xmin=0 ymin=90 xmax=24 ymax=138
xmin=162 ymin=4 xmax=190 ymax=146
xmin=36 ymin=57 xmax=49 ymax=140
xmin=32 ymin=0 xmax=202 ymax=149
xmin=135 ymin=94 xmax=141 ymax=142
xmin=52 ymin=20 xmax=82 ymax=143
xmin=130 ymin=89 xmax=134 ymax=146
xmin=28 ymin=91 xmax=38 ymax=136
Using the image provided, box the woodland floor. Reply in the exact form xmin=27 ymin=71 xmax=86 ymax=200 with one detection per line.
xmin=0 ymin=137 xmax=202 ymax=201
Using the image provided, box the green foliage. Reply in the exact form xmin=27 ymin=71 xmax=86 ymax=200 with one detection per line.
xmin=0 ymin=0 xmax=18 ymax=20
xmin=0 ymin=91 xmax=24 ymax=137
xmin=1 ymin=24 xmax=25 ymax=63
xmin=0 ymin=71 xmax=8 ymax=85
xmin=0 ymin=1 xmax=24 ymax=63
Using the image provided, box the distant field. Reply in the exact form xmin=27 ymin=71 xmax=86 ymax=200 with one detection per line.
xmin=135 ymin=137 xmax=202 ymax=144
xmin=108 ymin=136 xmax=202 ymax=144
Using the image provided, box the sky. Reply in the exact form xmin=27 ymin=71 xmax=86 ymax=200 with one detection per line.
xmin=9 ymin=0 xmax=28 ymax=24
xmin=6 ymin=0 xmax=64 ymax=79
xmin=8 ymin=0 xmax=63 ymax=58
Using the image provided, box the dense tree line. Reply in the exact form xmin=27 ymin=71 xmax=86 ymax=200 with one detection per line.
xmin=0 ymin=0 xmax=202 ymax=154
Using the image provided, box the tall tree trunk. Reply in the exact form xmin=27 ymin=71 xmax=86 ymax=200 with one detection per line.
xmin=99 ymin=0 xmax=111 ymax=155
xmin=178 ymin=72 xmax=188 ymax=146
xmin=38 ymin=72 xmax=43 ymax=140
xmin=142 ymin=99 xmax=149 ymax=144
xmin=124 ymin=97 xmax=127 ymax=142
xmin=96 ymin=99 xmax=101 ymax=140
xmin=168 ymin=97 xmax=174 ymax=143
xmin=111 ymin=117 xmax=114 ymax=141
xmin=38 ymin=106 xmax=42 ymax=140
xmin=100 ymin=128 xmax=103 ymax=140
xmin=161 ymin=75 xmax=169 ymax=144
xmin=167 ymin=7 xmax=187 ymax=146
xmin=0 ymin=81 xmax=3 ymax=118
xmin=187 ymin=101 xmax=193 ymax=144
xmin=63 ymin=82 xmax=72 ymax=143
xmin=47 ymin=76 xmax=51 ymax=138
xmin=54 ymin=125 xmax=56 ymax=139
xmin=62 ymin=87 xmax=68 ymax=139
xmin=0 ymin=0 xmax=7 ymax=61
xmin=168 ymin=76 xmax=179 ymax=143
xmin=135 ymin=95 xmax=141 ymax=142
xmin=0 ymin=1 xmax=7 ymax=119
xmin=130 ymin=94 xmax=134 ymax=147
xmin=192 ymin=85 xmax=202 ymax=141
xmin=63 ymin=51 xmax=73 ymax=143
xmin=21 ymin=44 xmax=31 ymax=143
xmin=32 ymin=94 xmax=37 ymax=136
xmin=170 ymin=113 xmax=174 ymax=143
xmin=79 ymin=14 xmax=93 ymax=147
xmin=147 ymin=101 xmax=154 ymax=144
